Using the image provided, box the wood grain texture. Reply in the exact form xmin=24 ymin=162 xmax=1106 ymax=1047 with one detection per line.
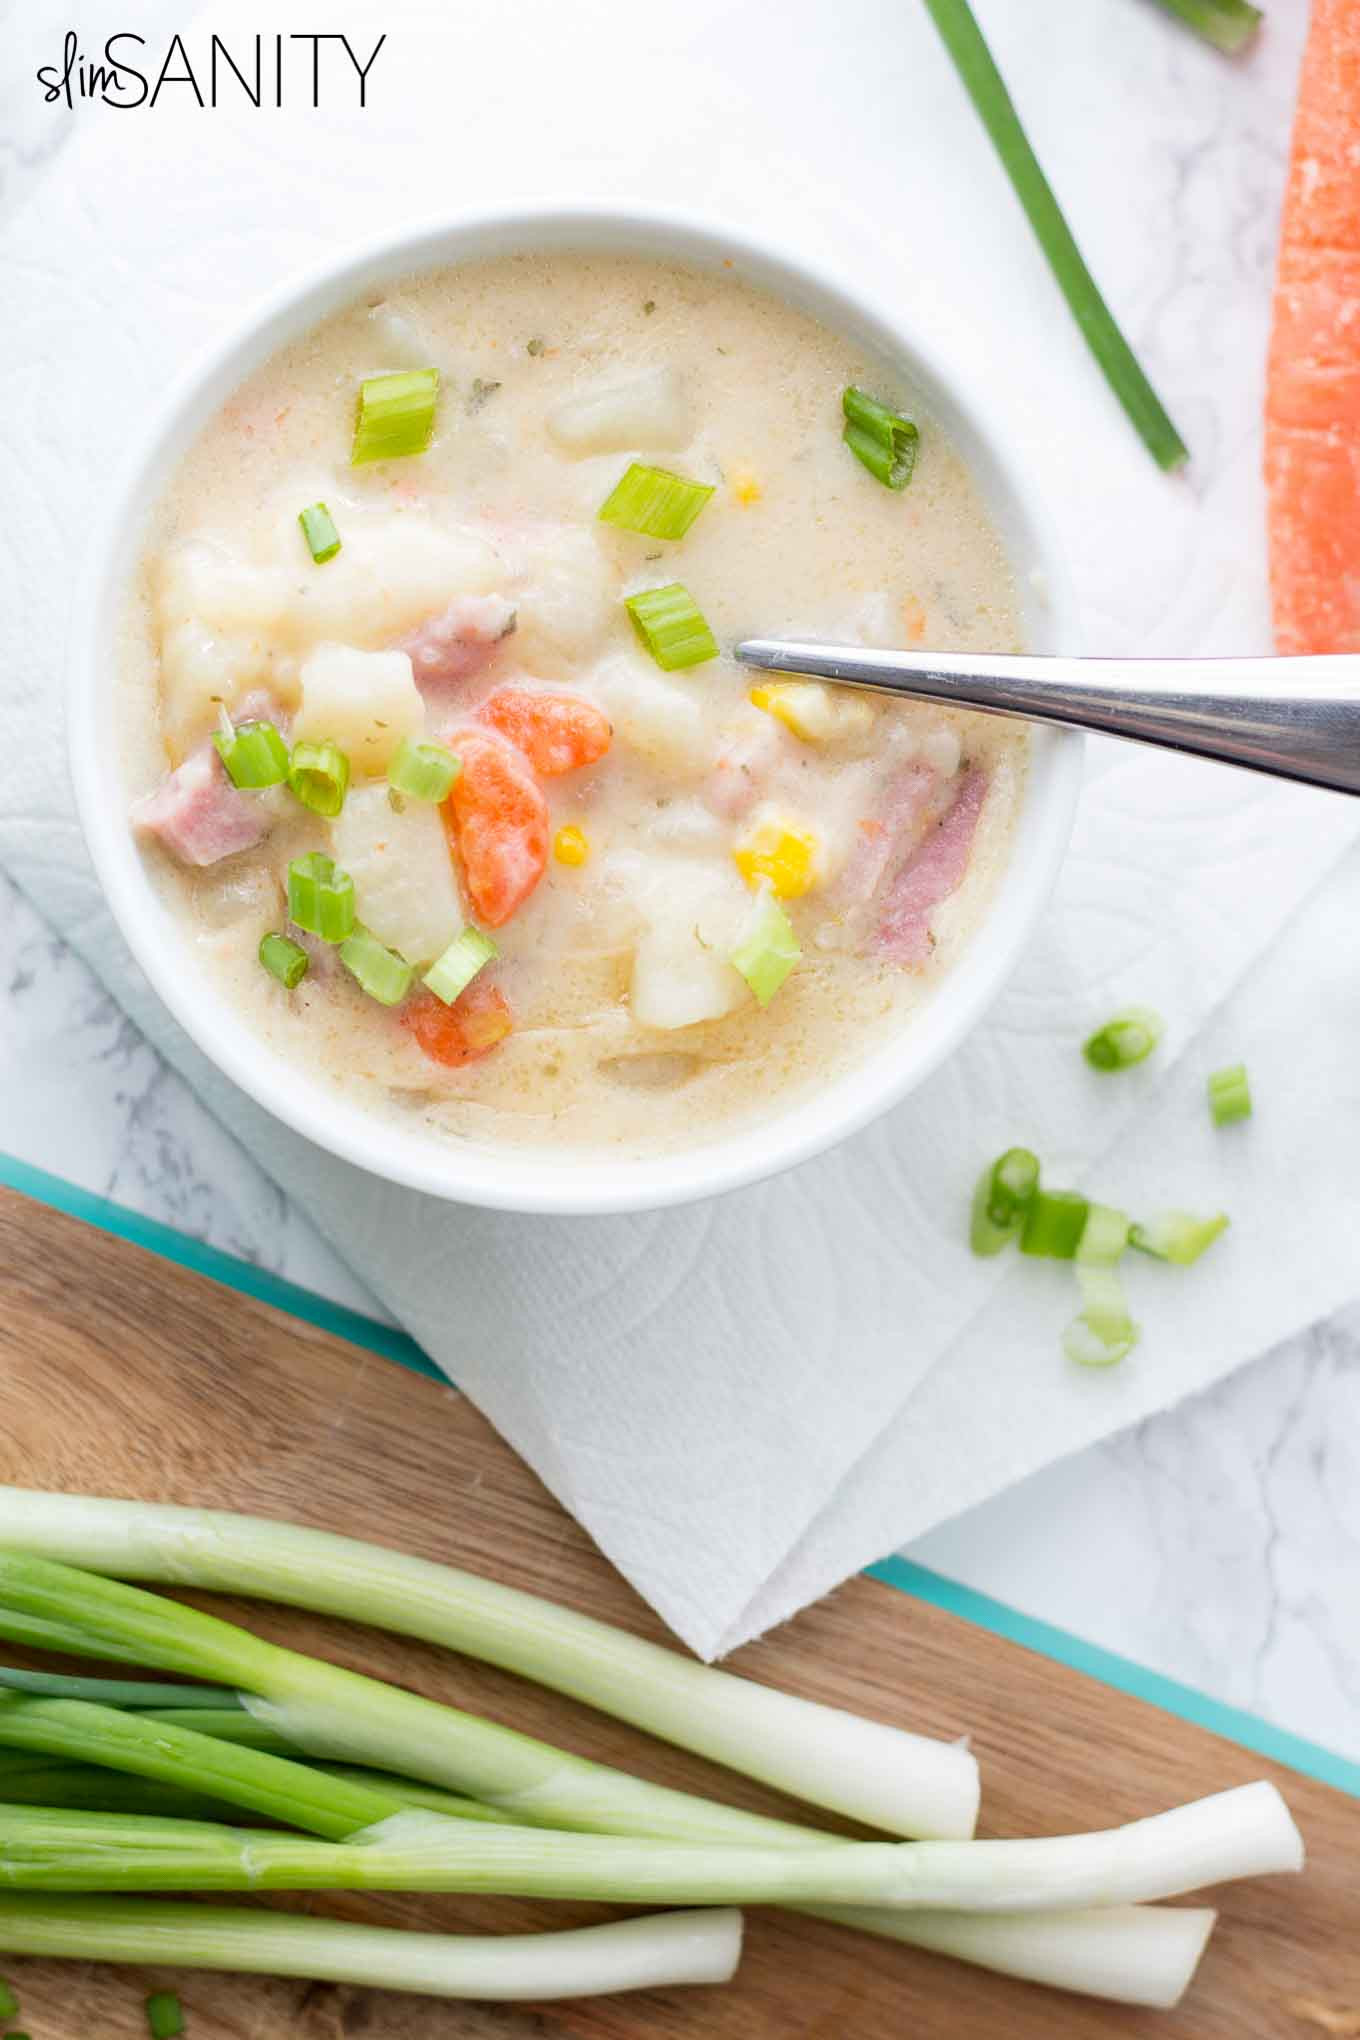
xmin=0 ymin=1184 xmax=1353 ymax=2038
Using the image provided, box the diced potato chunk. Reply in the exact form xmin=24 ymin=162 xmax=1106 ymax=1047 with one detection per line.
xmin=280 ymin=517 xmax=502 ymax=648
xmin=631 ymin=925 xmax=747 ymax=1030
xmin=331 ymin=783 xmax=464 ymax=966
xmin=509 ymin=526 xmax=615 ymax=668
xmin=547 ymin=368 xmax=690 ymax=456
xmin=749 ymin=680 xmax=874 ymax=748
xmin=154 ymin=514 xmax=502 ymax=756
xmin=592 ymin=652 xmax=711 ymax=776
xmin=624 ymin=857 xmax=751 ymax=1031
xmin=294 ymin=644 xmax=423 ymax=775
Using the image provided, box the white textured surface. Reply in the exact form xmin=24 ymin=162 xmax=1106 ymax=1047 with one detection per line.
xmin=2 ymin=0 xmax=1358 ymax=1731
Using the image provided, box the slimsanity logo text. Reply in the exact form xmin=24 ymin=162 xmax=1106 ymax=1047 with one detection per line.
xmin=36 ymin=32 xmax=386 ymax=109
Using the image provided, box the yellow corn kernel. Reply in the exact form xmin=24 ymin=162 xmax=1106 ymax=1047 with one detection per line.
xmin=733 ymin=820 xmax=818 ymax=899
xmin=553 ymin=824 xmax=590 ymax=867
xmin=731 ymin=470 xmax=762 ymax=506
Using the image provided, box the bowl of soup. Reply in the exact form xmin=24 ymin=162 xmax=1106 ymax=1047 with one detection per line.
xmin=70 ymin=203 xmax=1082 ymax=1215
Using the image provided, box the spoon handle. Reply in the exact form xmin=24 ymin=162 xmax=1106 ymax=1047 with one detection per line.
xmin=734 ymin=640 xmax=1360 ymax=797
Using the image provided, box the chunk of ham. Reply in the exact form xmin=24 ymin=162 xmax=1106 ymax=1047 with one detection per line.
xmin=836 ymin=761 xmax=939 ymax=906
xmin=871 ymin=768 xmax=988 ymax=966
xmin=130 ymin=745 xmax=269 ymax=868
xmin=399 ymin=594 xmax=517 ymax=707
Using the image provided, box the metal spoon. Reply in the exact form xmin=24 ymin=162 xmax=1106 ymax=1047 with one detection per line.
xmin=734 ymin=640 xmax=1360 ymax=797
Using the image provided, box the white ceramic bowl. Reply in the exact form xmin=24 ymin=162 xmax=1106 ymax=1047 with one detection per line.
xmin=70 ymin=201 xmax=1082 ymax=1217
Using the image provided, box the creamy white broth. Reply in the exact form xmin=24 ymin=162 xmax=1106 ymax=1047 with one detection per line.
xmin=119 ymin=251 xmax=1027 ymax=1154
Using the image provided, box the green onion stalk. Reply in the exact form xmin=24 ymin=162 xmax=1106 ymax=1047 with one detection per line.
xmin=0 ymin=1783 xmax=1301 ymax=1911
xmin=0 ymin=1499 xmax=978 ymax=1841
xmin=1150 ymin=0 xmax=1262 ymax=56
xmin=0 ymin=1894 xmax=743 ymax=2001
xmin=922 ymin=0 xmax=1188 ymax=470
xmin=0 ymin=1735 xmax=1233 ymax=2007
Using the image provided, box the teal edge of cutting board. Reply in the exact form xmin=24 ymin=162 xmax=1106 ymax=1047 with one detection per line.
xmin=2 ymin=1147 xmax=1356 ymax=1804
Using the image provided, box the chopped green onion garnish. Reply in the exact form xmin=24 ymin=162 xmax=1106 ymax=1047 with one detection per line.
xmin=842 ymin=387 xmax=920 ymax=491
xmin=298 ymin=502 xmax=341 ymax=564
xmin=922 ymin=0 xmax=1188 ymax=471
xmin=1020 ymin=1188 xmax=1090 ymax=1259
xmin=1063 ymin=1303 xmax=1139 ymax=1368
xmin=599 ymin=463 xmax=715 ymax=540
xmin=969 ymin=1147 xmax=1040 ymax=1255
xmin=388 ymin=736 xmax=461 ymax=804
xmin=730 ymin=890 xmax=800 ymax=1008
xmin=1077 ymin=1202 xmax=1130 ymax=1268
xmin=211 ymin=720 xmax=289 ymax=790
xmin=1130 ymin=1210 xmax=1230 ymax=1266
xmin=423 ymin=927 xmax=497 ymax=1006
xmin=625 ymin=583 xmax=719 ymax=671
xmin=1151 ymin=0 xmax=1262 ymax=55
xmin=145 ymin=1992 xmax=185 ymax=2040
xmin=1066 ymin=1202 xmax=1139 ymax=1365
xmin=340 ymin=925 xmax=414 ymax=1006
xmin=286 ymin=854 xmax=355 ymax=945
xmin=259 ymin=931 xmax=309 ymax=991
xmin=0 ymin=1984 xmax=16 ymax=2022
xmin=1083 ymin=1005 xmax=1164 ymax=1073
xmin=351 ymin=367 xmax=439 ymax=465
xmin=1208 ymin=1062 xmax=1252 ymax=1126
xmin=289 ymin=739 xmax=350 ymax=819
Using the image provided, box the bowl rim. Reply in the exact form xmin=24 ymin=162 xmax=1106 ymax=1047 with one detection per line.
xmin=69 ymin=196 xmax=1083 ymax=1217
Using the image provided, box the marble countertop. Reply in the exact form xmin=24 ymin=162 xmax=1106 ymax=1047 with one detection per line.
xmin=2 ymin=0 xmax=1356 ymax=1763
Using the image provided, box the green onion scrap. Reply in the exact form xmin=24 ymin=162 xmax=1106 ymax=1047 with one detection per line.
xmin=922 ymin=0 xmax=1189 ymax=471
xmin=0 ymin=1984 xmax=16 ymax=2022
xmin=1083 ymin=1006 xmax=1164 ymax=1073
xmin=1020 ymin=1188 xmax=1090 ymax=1260
xmin=297 ymin=502 xmax=341 ymax=564
xmin=842 ymin=387 xmax=919 ymax=491
xmin=1130 ymin=1211 xmax=1229 ymax=1266
xmin=145 ymin=1992 xmax=185 ymax=2040
xmin=969 ymin=1147 xmax=1040 ymax=1255
xmin=288 ymin=739 xmax=350 ymax=820
xmin=626 ymin=583 xmax=719 ymax=671
xmin=1208 ymin=1062 xmax=1252 ymax=1126
xmin=211 ymin=720 xmax=290 ymax=791
xmin=424 ymin=928 xmax=497 ymax=1007
xmin=258 ymin=932 xmax=310 ymax=992
xmin=1065 ymin=1202 xmax=1139 ymax=1367
xmin=388 ymin=737 xmax=461 ymax=804
xmin=599 ymin=463 xmax=715 ymax=540
xmin=287 ymin=854 xmax=355 ymax=945
xmin=340 ymin=925 xmax=414 ymax=1007
xmin=730 ymin=891 xmax=801 ymax=1008
xmin=351 ymin=367 xmax=439 ymax=465
xmin=1151 ymin=0 xmax=1262 ymax=55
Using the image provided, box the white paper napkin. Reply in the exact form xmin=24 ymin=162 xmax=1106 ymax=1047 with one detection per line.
xmin=4 ymin=0 xmax=1357 ymax=1659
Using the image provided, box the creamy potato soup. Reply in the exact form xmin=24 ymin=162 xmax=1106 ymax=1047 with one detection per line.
xmin=120 ymin=253 xmax=1028 ymax=1154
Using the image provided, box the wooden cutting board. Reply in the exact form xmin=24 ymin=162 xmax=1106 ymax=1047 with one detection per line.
xmin=0 ymin=1184 xmax=1353 ymax=2039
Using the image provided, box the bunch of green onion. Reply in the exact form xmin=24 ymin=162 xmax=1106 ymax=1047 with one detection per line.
xmin=0 ymin=1492 xmax=1304 ymax=2015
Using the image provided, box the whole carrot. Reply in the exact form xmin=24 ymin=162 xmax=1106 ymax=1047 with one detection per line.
xmin=1266 ymin=0 xmax=1360 ymax=652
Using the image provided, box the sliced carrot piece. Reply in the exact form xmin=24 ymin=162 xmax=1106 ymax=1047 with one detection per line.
xmin=477 ymin=687 xmax=612 ymax=775
xmin=403 ymin=980 xmax=513 ymax=1068
xmin=1266 ymin=0 xmax=1360 ymax=653
xmin=442 ymin=729 xmax=549 ymax=928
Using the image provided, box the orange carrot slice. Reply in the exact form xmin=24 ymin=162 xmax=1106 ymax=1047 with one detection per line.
xmin=477 ymin=688 xmax=612 ymax=775
xmin=1266 ymin=0 xmax=1360 ymax=652
xmin=404 ymin=980 xmax=514 ymax=1067
xmin=441 ymin=730 xmax=548 ymax=928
